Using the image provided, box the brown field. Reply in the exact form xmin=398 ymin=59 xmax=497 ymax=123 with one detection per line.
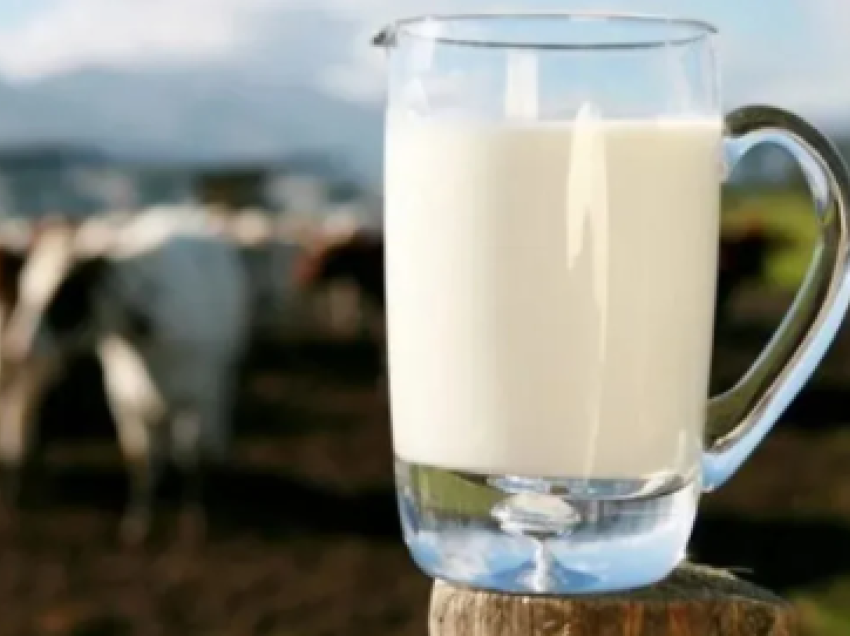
xmin=0 ymin=299 xmax=849 ymax=636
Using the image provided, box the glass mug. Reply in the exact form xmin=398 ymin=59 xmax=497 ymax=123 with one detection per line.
xmin=375 ymin=13 xmax=850 ymax=594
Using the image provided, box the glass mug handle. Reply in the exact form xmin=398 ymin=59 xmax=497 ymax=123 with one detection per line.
xmin=704 ymin=105 xmax=850 ymax=491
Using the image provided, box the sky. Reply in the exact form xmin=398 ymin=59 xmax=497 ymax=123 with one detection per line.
xmin=0 ymin=0 xmax=845 ymax=128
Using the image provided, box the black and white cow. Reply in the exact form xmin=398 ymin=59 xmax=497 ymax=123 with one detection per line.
xmin=0 ymin=210 xmax=251 ymax=543
xmin=209 ymin=210 xmax=314 ymax=340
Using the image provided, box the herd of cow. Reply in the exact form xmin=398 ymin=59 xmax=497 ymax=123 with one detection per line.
xmin=0 ymin=206 xmax=385 ymax=545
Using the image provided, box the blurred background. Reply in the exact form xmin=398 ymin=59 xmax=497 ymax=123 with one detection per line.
xmin=0 ymin=1 xmax=845 ymax=635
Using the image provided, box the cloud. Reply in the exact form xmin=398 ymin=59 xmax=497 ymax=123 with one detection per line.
xmin=805 ymin=0 xmax=850 ymax=52
xmin=741 ymin=1 xmax=850 ymax=126
xmin=0 ymin=0 xmax=500 ymax=86
xmin=0 ymin=0 xmax=278 ymax=80
xmin=317 ymin=0 xmax=850 ymax=117
xmin=0 ymin=0 xmax=406 ymax=109
xmin=0 ymin=0 xmax=848 ymax=125
xmin=737 ymin=75 xmax=850 ymax=129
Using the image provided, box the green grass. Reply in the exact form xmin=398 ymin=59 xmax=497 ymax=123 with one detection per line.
xmin=412 ymin=466 xmax=500 ymax=516
xmin=722 ymin=190 xmax=850 ymax=632
xmin=722 ymin=189 xmax=818 ymax=290
xmin=794 ymin=579 xmax=850 ymax=636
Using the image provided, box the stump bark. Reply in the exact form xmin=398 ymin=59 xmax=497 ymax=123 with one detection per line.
xmin=429 ymin=564 xmax=797 ymax=636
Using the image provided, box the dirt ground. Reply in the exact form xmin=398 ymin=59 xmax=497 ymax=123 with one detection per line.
xmin=0 ymin=339 xmax=431 ymax=636
xmin=0 ymin=326 xmax=848 ymax=636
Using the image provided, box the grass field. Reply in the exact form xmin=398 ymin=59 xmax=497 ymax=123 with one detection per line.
xmin=796 ymin=583 xmax=850 ymax=636
xmin=722 ymin=187 xmax=818 ymax=289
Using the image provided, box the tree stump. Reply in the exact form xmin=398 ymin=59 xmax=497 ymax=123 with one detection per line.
xmin=429 ymin=563 xmax=797 ymax=636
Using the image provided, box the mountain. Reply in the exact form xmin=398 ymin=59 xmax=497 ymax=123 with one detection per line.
xmin=0 ymin=65 xmax=385 ymax=185
xmin=1 ymin=60 xmax=849 ymax=193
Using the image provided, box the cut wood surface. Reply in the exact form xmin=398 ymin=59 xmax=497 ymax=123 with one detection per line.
xmin=430 ymin=563 xmax=797 ymax=636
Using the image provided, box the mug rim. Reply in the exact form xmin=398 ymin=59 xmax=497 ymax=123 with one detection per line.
xmin=383 ymin=12 xmax=718 ymax=51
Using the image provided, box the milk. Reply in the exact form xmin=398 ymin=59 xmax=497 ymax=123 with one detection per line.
xmin=385 ymin=113 xmax=723 ymax=479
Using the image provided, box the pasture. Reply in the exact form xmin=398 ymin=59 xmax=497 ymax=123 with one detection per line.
xmin=0 ymin=190 xmax=847 ymax=635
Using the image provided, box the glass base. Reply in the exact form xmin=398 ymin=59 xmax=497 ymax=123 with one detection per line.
xmin=395 ymin=457 xmax=699 ymax=594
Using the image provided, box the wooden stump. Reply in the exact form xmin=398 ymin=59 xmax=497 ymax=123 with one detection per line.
xmin=429 ymin=564 xmax=797 ymax=636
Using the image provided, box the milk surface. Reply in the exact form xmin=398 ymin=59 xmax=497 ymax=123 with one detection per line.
xmin=385 ymin=113 xmax=722 ymax=479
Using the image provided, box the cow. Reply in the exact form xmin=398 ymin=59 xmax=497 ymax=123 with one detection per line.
xmin=0 ymin=210 xmax=251 ymax=544
xmin=208 ymin=210 xmax=314 ymax=341
xmin=294 ymin=228 xmax=387 ymax=389
xmin=295 ymin=228 xmax=385 ymax=310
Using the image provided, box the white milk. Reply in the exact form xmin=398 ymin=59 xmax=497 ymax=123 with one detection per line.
xmin=385 ymin=113 xmax=723 ymax=480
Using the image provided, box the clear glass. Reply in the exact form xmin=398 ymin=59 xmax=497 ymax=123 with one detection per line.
xmin=378 ymin=13 xmax=850 ymax=594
